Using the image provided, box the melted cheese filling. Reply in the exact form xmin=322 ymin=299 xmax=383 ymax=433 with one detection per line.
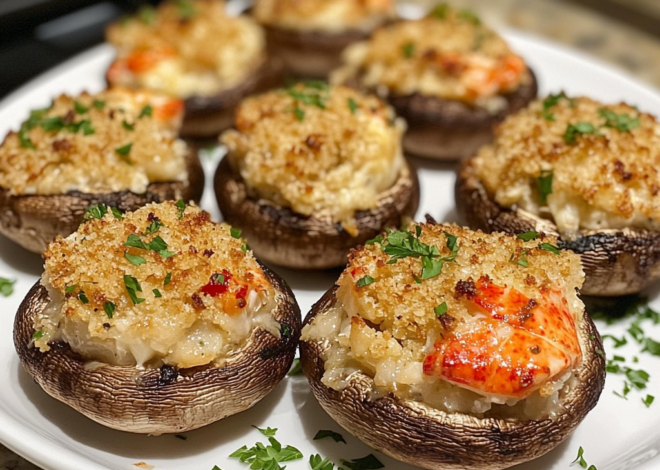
xmin=0 ymin=89 xmax=188 ymax=196
xmin=106 ymin=0 xmax=265 ymax=98
xmin=35 ymin=202 xmax=280 ymax=369
xmin=474 ymin=96 xmax=660 ymax=240
xmin=221 ymin=84 xmax=405 ymax=230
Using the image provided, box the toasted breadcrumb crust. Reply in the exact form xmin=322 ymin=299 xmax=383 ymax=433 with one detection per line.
xmin=0 ymin=88 xmax=187 ymax=196
xmin=331 ymin=7 xmax=529 ymax=106
xmin=474 ymin=95 xmax=660 ymax=239
xmin=253 ymin=0 xmax=395 ymax=33
xmin=106 ymin=0 xmax=264 ymax=98
xmin=221 ymin=84 xmax=404 ymax=229
xmin=303 ymin=223 xmax=585 ymax=416
xmin=36 ymin=201 xmax=277 ymax=369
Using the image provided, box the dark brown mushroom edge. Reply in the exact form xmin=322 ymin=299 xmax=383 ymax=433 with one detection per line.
xmin=216 ymin=83 xmax=420 ymax=270
xmin=331 ymin=5 xmax=537 ymax=161
xmin=0 ymin=89 xmax=204 ymax=254
xmin=300 ymin=222 xmax=605 ymax=470
xmin=14 ymin=201 xmax=301 ymax=434
xmin=456 ymin=94 xmax=660 ymax=296
xmin=106 ymin=0 xmax=282 ymax=138
xmin=252 ymin=0 xmax=396 ymax=78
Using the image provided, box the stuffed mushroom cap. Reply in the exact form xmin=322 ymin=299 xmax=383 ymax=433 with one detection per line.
xmin=217 ymin=83 xmax=419 ymax=269
xmin=331 ymin=5 xmax=537 ymax=160
xmin=106 ymin=0 xmax=272 ymax=137
xmin=458 ymin=94 xmax=660 ymax=295
xmin=14 ymin=201 xmax=301 ymax=434
xmin=300 ymin=222 xmax=605 ymax=470
xmin=0 ymin=88 xmax=203 ymax=253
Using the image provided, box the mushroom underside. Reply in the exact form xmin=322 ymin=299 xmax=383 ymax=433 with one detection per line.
xmin=0 ymin=148 xmax=204 ymax=254
xmin=300 ymin=286 xmax=605 ymax=470
xmin=14 ymin=264 xmax=301 ymax=434
xmin=455 ymin=158 xmax=660 ymax=296
xmin=213 ymin=157 xmax=421 ymax=270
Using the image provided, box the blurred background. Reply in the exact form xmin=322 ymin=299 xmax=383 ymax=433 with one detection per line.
xmin=0 ymin=0 xmax=659 ymax=101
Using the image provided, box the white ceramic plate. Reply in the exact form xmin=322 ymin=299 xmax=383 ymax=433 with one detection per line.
xmin=1 ymin=30 xmax=660 ymax=470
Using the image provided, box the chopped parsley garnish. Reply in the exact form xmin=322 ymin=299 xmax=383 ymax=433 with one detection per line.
xmin=115 ymin=143 xmax=133 ymax=161
xmin=253 ymin=426 xmax=278 ymax=437
xmin=241 ymin=244 xmax=249 ymax=253
xmin=599 ymin=108 xmax=640 ymax=132
xmin=402 ymin=42 xmax=416 ymax=58
xmin=347 ymin=97 xmax=358 ymax=114
xmin=125 ymin=251 xmax=146 ymax=266
xmin=287 ymin=80 xmax=329 ymax=115
xmin=365 ymin=235 xmax=383 ymax=245
xmin=65 ymin=284 xmax=78 ymax=294
xmin=122 ymin=120 xmax=135 ymax=131
xmin=313 ymin=430 xmax=346 ymax=444
xmin=176 ymin=199 xmax=186 ymax=219
xmin=434 ymin=302 xmax=448 ymax=317
xmin=125 ymin=234 xmax=175 ymax=258
xmin=230 ymin=227 xmax=242 ymax=239
xmin=643 ymin=337 xmax=660 ymax=356
xmin=164 ymin=272 xmax=172 ymax=286
xmin=32 ymin=330 xmax=44 ymax=340
xmin=123 ymin=275 xmax=145 ymax=304
xmin=541 ymin=92 xmax=566 ymax=121
xmin=230 ymin=429 xmax=303 ymax=470
xmin=643 ymin=394 xmax=655 ymax=407
xmin=138 ymin=5 xmax=156 ymax=24
xmin=104 ymin=301 xmax=115 ymax=319
xmin=539 ymin=243 xmax=560 ymax=255
xmin=93 ymin=99 xmax=106 ymax=110
xmin=139 ymin=104 xmax=153 ymax=118
xmin=152 ymin=289 xmax=162 ymax=298
xmin=356 ymin=275 xmax=375 ymax=288
xmin=74 ymin=101 xmax=89 ymax=114
xmin=516 ymin=231 xmax=539 ymax=241
xmin=536 ymin=169 xmax=553 ymax=205
xmin=287 ymin=358 xmax=303 ymax=376
xmin=18 ymin=106 xmax=96 ymax=147
xmin=176 ymin=0 xmax=196 ymax=19
xmin=428 ymin=4 xmax=449 ymax=19
xmin=77 ymin=290 xmax=89 ymax=304
xmin=512 ymin=250 xmax=528 ymax=267
xmin=381 ymin=228 xmax=459 ymax=280
xmin=564 ymin=122 xmax=598 ymax=144
xmin=145 ymin=219 xmax=163 ymax=235
xmin=111 ymin=206 xmax=123 ymax=219
xmin=340 ymin=454 xmax=384 ymax=470
xmin=309 ymin=454 xmax=334 ymax=470
xmin=0 ymin=277 xmax=15 ymax=297
xmin=571 ymin=446 xmax=596 ymax=470
xmin=458 ymin=9 xmax=481 ymax=25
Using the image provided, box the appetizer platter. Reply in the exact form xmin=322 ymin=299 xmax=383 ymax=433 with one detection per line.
xmin=0 ymin=8 xmax=660 ymax=470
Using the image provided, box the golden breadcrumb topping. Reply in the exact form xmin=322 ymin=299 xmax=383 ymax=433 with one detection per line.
xmin=253 ymin=0 xmax=395 ymax=33
xmin=106 ymin=0 xmax=265 ymax=98
xmin=331 ymin=6 xmax=529 ymax=106
xmin=303 ymin=223 xmax=585 ymax=416
xmin=0 ymin=88 xmax=187 ymax=196
xmin=221 ymin=83 xmax=404 ymax=230
xmin=474 ymin=95 xmax=660 ymax=239
xmin=36 ymin=201 xmax=278 ymax=369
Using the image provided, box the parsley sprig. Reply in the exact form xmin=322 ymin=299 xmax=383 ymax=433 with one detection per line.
xmin=381 ymin=227 xmax=459 ymax=280
xmin=571 ymin=446 xmax=596 ymax=470
xmin=230 ymin=427 xmax=303 ymax=470
xmin=0 ymin=277 xmax=15 ymax=297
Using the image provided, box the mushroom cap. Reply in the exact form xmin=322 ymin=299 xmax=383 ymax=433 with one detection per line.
xmin=386 ymin=69 xmax=538 ymax=160
xmin=0 ymin=147 xmax=204 ymax=254
xmin=14 ymin=264 xmax=301 ymax=435
xmin=180 ymin=58 xmax=285 ymax=138
xmin=213 ymin=156 xmax=420 ymax=270
xmin=456 ymin=156 xmax=660 ymax=296
xmin=300 ymin=286 xmax=605 ymax=470
xmin=263 ymin=25 xmax=369 ymax=79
